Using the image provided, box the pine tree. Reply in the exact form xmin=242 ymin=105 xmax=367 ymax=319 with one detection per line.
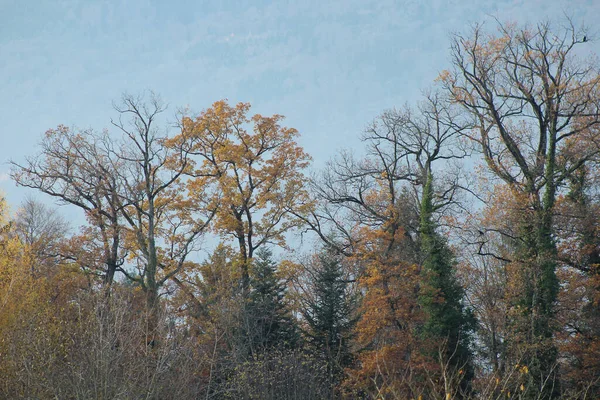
xmin=303 ymin=247 xmax=357 ymax=393
xmin=244 ymin=248 xmax=298 ymax=356
xmin=418 ymin=173 xmax=475 ymax=392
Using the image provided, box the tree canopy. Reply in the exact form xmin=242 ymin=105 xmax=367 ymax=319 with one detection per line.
xmin=3 ymin=17 xmax=600 ymax=400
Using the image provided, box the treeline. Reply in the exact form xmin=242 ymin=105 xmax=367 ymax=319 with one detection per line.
xmin=1 ymin=19 xmax=600 ymax=399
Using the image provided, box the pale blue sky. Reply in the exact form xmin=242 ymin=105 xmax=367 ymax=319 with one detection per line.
xmin=1 ymin=0 xmax=599 ymax=212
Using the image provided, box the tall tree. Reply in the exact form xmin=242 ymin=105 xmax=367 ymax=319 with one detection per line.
xmin=303 ymin=246 xmax=357 ymax=397
xmin=12 ymin=92 xmax=214 ymax=311
xmin=440 ymin=19 xmax=600 ymax=397
xmin=418 ymin=174 xmax=474 ymax=395
xmin=108 ymin=93 xmax=213 ymax=312
xmin=305 ymin=93 xmax=473 ymax=397
xmin=308 ymin=133 xmax=421 ymax=397
xmin=167 ymin=100 xmax=312 ymax=294
xmin=244 ymin=248 xmax=299 ymax=356
xmin=11 ymin=125 xmax=125 ymax=286
xmin=365 ymin=94 xmax=474 ymax=396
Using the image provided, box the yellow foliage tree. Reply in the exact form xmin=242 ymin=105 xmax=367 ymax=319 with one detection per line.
xmin=169 ymin=100 xmax=312 ymax=292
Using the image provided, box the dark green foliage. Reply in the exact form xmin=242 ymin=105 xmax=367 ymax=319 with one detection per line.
xmin=243 ymin=248 xmax=299 ymax=356
xmin=418 ymin=174 xmax=475 ymax=389
xmin=303 ymin=247 xmax=357 ymax=390
xmin=509 ymin=217 xmax=561 ymax=399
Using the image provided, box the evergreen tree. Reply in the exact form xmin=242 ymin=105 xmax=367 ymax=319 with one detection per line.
xmin=303 ymin=247 xmax=357 ymax=393
xmin=244 ymin=248 xmax=299 ymax=356
xmin=418 ymin=173 xmax=475 ymax=391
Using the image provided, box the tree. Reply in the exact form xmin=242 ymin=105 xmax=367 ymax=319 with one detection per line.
xmin=13 ymin=197 xmax=70 ymax=276
xmin=553 ymin=165 xmax=600 ymax=396
xmin=0 ymin=193 xmax=90 ymax=399
xmin=302 ymin=246 xmax=357 ymax=397
xmin=108 ymin=93 xmax=214 ymax=312
xmin=12 ymin=92 xmax=214 ymax=313
xmin=308 ymin=93 xmax=473 ymax=397
xmin=169 ymin=244 xmax=248 ymax=398
xmin=244 ymin=248 xmax=299 ymax=356
xmin=418 ymin=174 xmax=475 ymax=395
xmin=361 ymin=94 xmax=474 ymax=393
xmin=308 ymin=137 xmax=422 ymax=397
xmin=440 ymin=19 xmax=600 ymax=397
xmin=11 ymin=125 xmax=126 ymax=286
xmin=167 ymin=100 xmax=312 ymax=293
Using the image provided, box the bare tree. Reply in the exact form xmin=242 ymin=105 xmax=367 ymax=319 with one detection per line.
xmin=13 ymin=197 xmax=70 ymax=275
xmin=302 ymin=91 xmax=469 ymax=261
xmin=11 ymin=126 xmax=126 ymax=286
xmin=12 ymin=92 xmax=215 ymax=309
xmin=440 ymin=18 xmax=600 ymax=396
xmin=107 ymin=92 xmax=214 ymax=311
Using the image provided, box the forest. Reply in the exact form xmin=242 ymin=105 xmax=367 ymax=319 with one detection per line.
xmin=1 ymin=19 xmax=600 ymax=399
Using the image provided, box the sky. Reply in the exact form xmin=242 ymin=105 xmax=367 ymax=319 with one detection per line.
xmin=1 ymin=0 xmax=599 ymax=218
